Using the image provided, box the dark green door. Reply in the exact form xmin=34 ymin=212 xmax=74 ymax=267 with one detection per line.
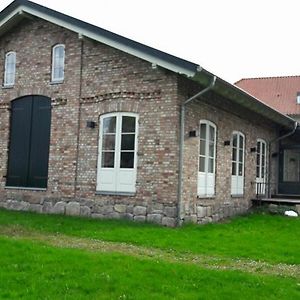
xmin=278 ymin=147 xmax=300 ymax=195
xmin=6 ymin=95 xmax=51 ymax=188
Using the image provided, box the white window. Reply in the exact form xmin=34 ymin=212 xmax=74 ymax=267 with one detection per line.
xmin=198 ymin=120 xmax=216 ymax=196
xmin=256 ymin=139 xmax=267 ymax=194
xmin=97 ymin=112 xmax=138 ymax=193
xmin=51 ymin=44 xmax=65 ymax=82
xmin=231 ymin=131 xmax=245 ymax=195
xmin=4 ymin=51 xmax=16 ymax=86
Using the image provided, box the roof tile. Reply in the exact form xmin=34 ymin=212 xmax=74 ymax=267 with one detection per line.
xmin=235 ymin=76 xmax=300 ymax=115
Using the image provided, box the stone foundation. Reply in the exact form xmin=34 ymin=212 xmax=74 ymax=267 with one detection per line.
xmin=0 ymin=197 xmax=177 ymax=227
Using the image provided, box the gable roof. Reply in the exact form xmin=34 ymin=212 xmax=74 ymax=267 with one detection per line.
xmin=235 ymin=76 xmax=300 ymax=116
xmin=0 ymin=0 xmax=297 ymax=130
xmin=0 ymin=0 xmax=199 ymax=77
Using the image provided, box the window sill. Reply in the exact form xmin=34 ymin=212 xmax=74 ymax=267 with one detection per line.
xmin=50 ymin=80 xmax=64 ymax=85
xmin=2 ymin=85 xmax=14 ymax=89
xmin=231 ymin=194 xmax=244 ymax=198
xmin=197 ymin=195 xmax=215 ymax=199
xmin=5 ymin=186 xmax=47 ymax=191
xmin=96 ymin=191 xmax=135 ymax=197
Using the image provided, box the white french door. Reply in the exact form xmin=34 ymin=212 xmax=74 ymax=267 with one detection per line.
xmin=231 ymin=132 xmax=245 ymax=195
xmin=97 ymin=112 xmax=138 ymax=193
xmin=197 ymin=120 xmax=216 ymax=196
xmin=256 ymin=139 xmax=267 ymax=194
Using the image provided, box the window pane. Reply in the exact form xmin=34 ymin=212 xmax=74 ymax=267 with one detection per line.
xmin=262 ymin=143 xmax=266 ymax=154
xmin=208 ymin=158 xmax=214 ymax=173
xmin=102 ymin=134 xmax=115 ymax=150
xmin=200 ymin=124 xmax=206 ymax=139
xmin=239 ymin=136 xmax=244 ymax=149
xmin=257 ymin=142 xmax=261 ymax=154
xmin=256 ymin=166 xmax=260 ymax=178
xmin=58 ymin=67 xmax=64 ymax=79
xmin=121 ymin=134 xmax=135 ymax=150
xmin=256 ymin=153 xmax=260 ymax=166
xmin=239 ymin=149 xmax=243 ymax=163
xmin=209 ymin=142 xmax=214 ymax=157
xmin=262 ymin=167 xmax=265 ymax=178
xmin=122 ymin=116 xmax=136 ymax=133
xmin=120 ymin=152 xmax=134 ymax=168
xmin=199 ymin=156 xmax=205 ymax=172
xmin=232 ymin=162 xmax=236 ymax=175
xmin=200 ymin=140 xmax=206 ymax=155
xmin=101 ymin=152 xmax=114 ymax=168
xmin=238 ymin=163 xmax=243 ymax=176
xmin=232 ymin=134 xmax=237 ymax=147
xmin=232 ymin=148 xmax=237 ymax=161
xmin=103 ymin=117 xmax=116 ymax=134
xmin=209 ymin=126 xmax=215 ymax=142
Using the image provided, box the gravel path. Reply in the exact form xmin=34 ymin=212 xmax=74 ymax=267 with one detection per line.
xmin=1 ymin=225 xmax=299 ymax=279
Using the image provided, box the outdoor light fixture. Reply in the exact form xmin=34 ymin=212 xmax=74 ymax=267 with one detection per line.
xmin=86 ymin=121 xmax=96 ymax=128
xmin=224 ymin=140 xmax=230 ymax=146
xmin=250 ymin=147 xmax=256 ymax=153
xmin=189 ymin=130 xmax=197 ymax=137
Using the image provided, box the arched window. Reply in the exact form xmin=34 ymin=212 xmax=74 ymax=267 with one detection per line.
xmin=97 ymin=112 xmax=139 ymax=193
xmin=4 ymin=51 xmax=16 ymax=86
xmin=231 ymin=131 xmax=245 ymax=195
xmin=198 ymin=120 xmax=217 ymax=196
xmin=256 ymin=139 xmax=267 ymax=194
xmin=51 ymin=44 xmax=65 ymax=82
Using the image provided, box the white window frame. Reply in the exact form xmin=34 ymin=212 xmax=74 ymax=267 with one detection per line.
xmin=4 ymin=51 xmax=16 ymax=87
xmin=51 ymin=44 xmax=65 ymax=82
xmin=231 ymin=131 xmax=245 ymax=196
xmin=256 ymin=139 xmax=267 ymax=195
xmin=97 ymin=112 xmax=139 ymax=193
xmin=197 ymin=120 xmax=217 ymax=197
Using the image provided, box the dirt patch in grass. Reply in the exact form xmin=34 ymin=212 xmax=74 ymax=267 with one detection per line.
xmin=1 ymin=225 xmax=299 ymax=279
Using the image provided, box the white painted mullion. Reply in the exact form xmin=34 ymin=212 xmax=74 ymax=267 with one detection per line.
xmin=115 ymin=113 xmax=122 ymax=191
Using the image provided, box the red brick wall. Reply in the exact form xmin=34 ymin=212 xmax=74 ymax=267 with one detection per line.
xmin=0 ymin=17 xmax=180 ymax=226
xmin=178 ymin=79 xmax=277 ymax=223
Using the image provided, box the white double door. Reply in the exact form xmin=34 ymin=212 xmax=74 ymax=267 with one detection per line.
xmin=97 ymin=113 xmax=138 ymax=193
xmin=255 ymin=139 xmax=267 ymax=195
xmin=231 ymin=132 xmax=245 ymax=195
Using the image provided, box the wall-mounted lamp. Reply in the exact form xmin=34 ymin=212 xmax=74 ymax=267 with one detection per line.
xmin=250 ymin=147 xmax=256 ymax=153
xmin=86 ymin=121 xmax=96 ymax=128
xmin=224 ymin=140 xmax=230 ymax=146
xmin=189 ymin=130 xmax=197 ymax=137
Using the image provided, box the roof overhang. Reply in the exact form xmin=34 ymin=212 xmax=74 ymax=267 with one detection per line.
xmin=192 ymin=69 xmax=296 ymax=130
xmin=0 ymin=0 xmax=198 ymax=77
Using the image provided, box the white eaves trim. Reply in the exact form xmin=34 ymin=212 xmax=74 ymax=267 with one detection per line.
xmin=0 ymin=5 xmax=196 ymax=78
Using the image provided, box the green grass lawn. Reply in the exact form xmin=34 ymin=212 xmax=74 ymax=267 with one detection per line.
xmin=0 ymin=209 xmax=299 ymax=264
xmin=0 ymin=209 xmax=299 ymax=299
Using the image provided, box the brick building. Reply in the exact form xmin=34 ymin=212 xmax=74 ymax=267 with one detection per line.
xmin=0 ymin=0 xmax=297 ymax=226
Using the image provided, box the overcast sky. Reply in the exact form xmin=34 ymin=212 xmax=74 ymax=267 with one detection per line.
xmin=1 ymin=0 xmax=299 ymax=83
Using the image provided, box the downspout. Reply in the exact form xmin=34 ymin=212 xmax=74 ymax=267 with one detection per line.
xmin=267 ymin=121 xmax=298 ymax=198
xmin=74 ymin=37 xmax=84 ymax=198
xmin=177 ymin=75 xmax=217 ymax=226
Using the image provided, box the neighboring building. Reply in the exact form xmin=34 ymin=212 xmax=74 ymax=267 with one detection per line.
xmin=0 ymin=0 xmax=297 ymax=226
xmin=235 ymin=76 xmax=300 ymax=121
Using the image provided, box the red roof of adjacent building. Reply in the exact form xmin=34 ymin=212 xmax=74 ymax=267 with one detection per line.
xmin=235 ymin=76 xmax=300 ymax=116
